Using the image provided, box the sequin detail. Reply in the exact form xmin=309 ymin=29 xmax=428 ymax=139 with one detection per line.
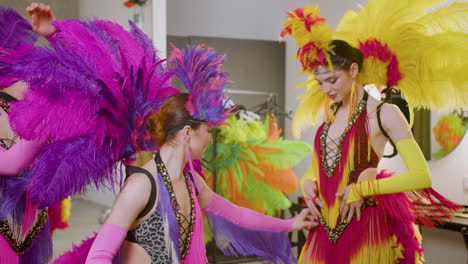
xmin=0 ymin=209 xmax=48 ymax=255
xmin=156 ymin=159 xmax=195 ymax=261
xmin=320 ymin=96 xmax=368 ymax=177
xmin=320 ymin=197 xmax=377 ymax=243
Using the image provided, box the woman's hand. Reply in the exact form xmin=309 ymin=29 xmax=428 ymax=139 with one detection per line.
xmin=303 ymin=179 xmax=325 ymax=220
xmin=336 ymin=168 xmax=378 ymax=223
xmin=26 ymin=2 xmax=57 ymax=37
xmin=336 ymin=184 xmax=363 ymax=223
xmin=290 ymin=208 xmax=318 ymax=232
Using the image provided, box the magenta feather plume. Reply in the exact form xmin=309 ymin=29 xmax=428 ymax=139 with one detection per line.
xmin=168 ymin=44 xmax=233 ymax=126
xmin=53 ymin=233 xmax=97 ymax=264
xmin=7 ymin=18 xmax=178 ymax=206
xmin=51 ymin=20 xmax=121 ymax=88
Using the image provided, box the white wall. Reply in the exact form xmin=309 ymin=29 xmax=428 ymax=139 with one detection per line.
xmin=79 ymin=0 xmax=153 ymax=37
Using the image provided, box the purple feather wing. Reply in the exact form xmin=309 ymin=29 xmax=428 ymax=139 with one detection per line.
xmin=0 ymin=7 xmax=37 ymax=88
xmin=7 ymin=18 xmax=179 ymax=206
xmin=25 ymin=135 xmax=117 ymax=209
xmin=205 ymin=212 xmax=296 ymax=264
xmin=0 ymin=7 xmax=37 ymax=48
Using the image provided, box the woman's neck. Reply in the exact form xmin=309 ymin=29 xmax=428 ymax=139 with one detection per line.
xmin=341 ymin=83 xmax=364 ymax=109
xmin=159 ymin=143 xmax=187 ymax=182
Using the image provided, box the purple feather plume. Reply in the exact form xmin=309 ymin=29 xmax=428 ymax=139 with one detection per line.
xmin=86 ymin=20 xmax=144 ymax=68
xmin=156 ymin=172 xmax=181 ymax=260
xmin=8 ymin=44 xmax=103 ymax=101
xmin=168 ymin=44 xmax=233 ymax=126
xmin=0 ymin=7 xmax=37 ymax=88
xmin=25 ymin=136 xmax=117 ymax=209
xmin=6 ymin=17 xmax=178 ymax=209
xmin=205 ymin=212 xmax=296 ymax=264
xmin=51 ymin=20 xmax=120 ymax=87
xmin=21 ymin=219 xmax=53 ymax=264
xmin=0 ymin=173 xmax=31 ymax=221
xmin=0 ymin=7 xmax=37 ymax=49
xmin=129 ymin=21 xmax=156 ymax=60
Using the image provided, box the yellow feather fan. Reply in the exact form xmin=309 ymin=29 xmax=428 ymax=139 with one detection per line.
xmin=292 ymin=77 xmax=329 ymax=138
xmin=336 ymin=0 xmax=468 ymax=111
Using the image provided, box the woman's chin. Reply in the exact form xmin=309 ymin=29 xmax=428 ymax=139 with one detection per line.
xmin=191 ymin=152 xmax=203 ymax=160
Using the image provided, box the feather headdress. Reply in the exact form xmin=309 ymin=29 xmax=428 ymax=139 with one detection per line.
xmin=280 ymin=6 xmax=334 ymax=74
xmin=283 ymin=1 xmax=468 ymax=137
xmin=5 ymin=19 xmax=177 ymax=208
xmin=168 ymin=44 xmax=233 ymax=126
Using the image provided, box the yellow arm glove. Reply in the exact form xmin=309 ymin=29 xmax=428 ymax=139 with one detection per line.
xmin=347 ymin=138 xmax=432 ymax=204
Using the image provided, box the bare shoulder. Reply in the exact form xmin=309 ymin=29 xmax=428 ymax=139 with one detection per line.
xmin=379 ymin=103 xmax=412 ymax=142
xmin=117 ymin=172 xmax=152 ymax=208
xmin=105 ymin=171 xmax=153 ymax=228
xmin=380 ymin=103 xmax=407 ymax=127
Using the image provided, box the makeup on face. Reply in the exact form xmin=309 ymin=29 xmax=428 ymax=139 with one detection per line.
xmin=315 ymin=65 xmax=354 ymax=103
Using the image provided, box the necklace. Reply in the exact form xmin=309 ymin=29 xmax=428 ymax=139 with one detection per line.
xmin=320 ymin=93 xmax=368 ymax=177
xmin=155 ymin=153 xmax=195 ymax=260
xmin=0 ymin=209 xmax=48 ymax=255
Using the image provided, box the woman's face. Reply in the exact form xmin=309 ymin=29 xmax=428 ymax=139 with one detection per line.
xmin=314 ymin=64 xmax=356 ymax=103
xmin=189 ymin=123 xmax=213 ymax=160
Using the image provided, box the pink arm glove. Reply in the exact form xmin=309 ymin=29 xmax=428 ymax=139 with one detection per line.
xmin=0 ymin=139 xmax=44 ymax=175
xmin=203 ymin=193 xmax=293 ymax=232
xmin=86 ymin=223 xmax=127 ymax=264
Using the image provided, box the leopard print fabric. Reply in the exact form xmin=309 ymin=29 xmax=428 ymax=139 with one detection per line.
xmin=131 ymin=208 xmax=171 ymax=263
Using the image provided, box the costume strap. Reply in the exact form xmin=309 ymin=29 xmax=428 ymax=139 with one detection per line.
xmin=377 ymin=86 xmax=398 ymax=158
xmin=125 ymin=166 xmax=157 ymax=220
xmin=0 ymin=92 xmax=17 ymax=113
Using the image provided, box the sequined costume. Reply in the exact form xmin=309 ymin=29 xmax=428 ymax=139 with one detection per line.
xmin=0 ymin=7 xmax=54 ymax=263
xmin=122 ymin=153 xmax=200 ymax=263
xmin=280 ymin=1 xmax=467 ymax=263
xmin=298 ymin=92 xmax=433 ymax=263
xmin=0 ymin=92 xmax=52 ymax=264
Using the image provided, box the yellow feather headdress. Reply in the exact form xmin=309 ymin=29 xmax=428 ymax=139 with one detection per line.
xmin=280 ymin=6 xmax=335 ymax=74
xmin=284 ymin=1 xmax=468 ymax=138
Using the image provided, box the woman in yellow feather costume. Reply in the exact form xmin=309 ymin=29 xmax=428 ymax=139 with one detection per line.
xmin=281 ymin=1 xmax=466 ymax=263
